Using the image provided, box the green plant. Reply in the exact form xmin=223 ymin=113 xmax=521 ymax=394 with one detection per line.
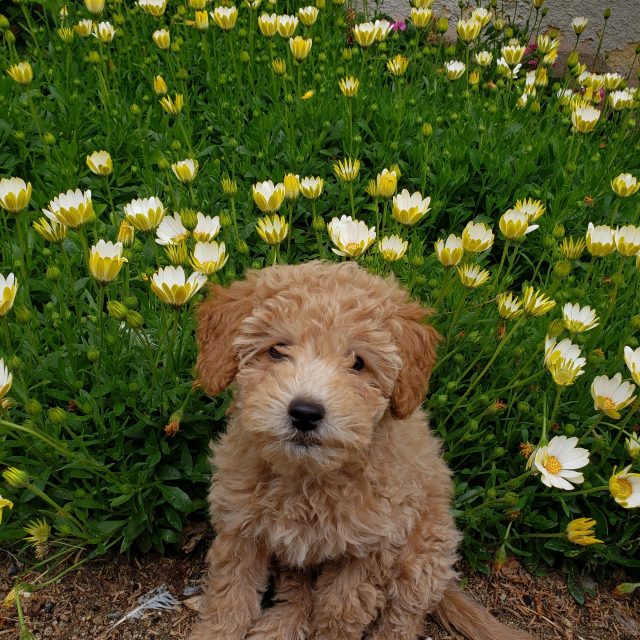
xmin=0 ymin=0 xmax=638 ymax=584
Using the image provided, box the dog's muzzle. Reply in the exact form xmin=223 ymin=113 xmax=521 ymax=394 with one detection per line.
xmin=288 ymin=398 xmax=325 ymax=433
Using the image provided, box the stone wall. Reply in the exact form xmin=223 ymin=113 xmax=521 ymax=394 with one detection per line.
xmin=379 ymin=0 xmax=640 ymax=78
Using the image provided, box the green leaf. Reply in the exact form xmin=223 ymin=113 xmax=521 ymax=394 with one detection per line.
xmin=158 ymin=465 xmax=181 ymax=481
xmin=111 ymin=494 xmax=134 ymax=508
xmin=159 ymin=485 xmax=193 ymax=513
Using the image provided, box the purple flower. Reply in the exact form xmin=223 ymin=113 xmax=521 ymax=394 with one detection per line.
xmin=391 ymin=19 xmax=406 ymax=32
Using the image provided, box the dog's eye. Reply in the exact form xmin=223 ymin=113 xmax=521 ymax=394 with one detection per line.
xmin=352 ymin=355 xmax=365 ymax=371
xmin=269 ymin=345 xmax=287 ymax=360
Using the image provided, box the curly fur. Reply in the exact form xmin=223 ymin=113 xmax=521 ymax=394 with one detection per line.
xmin=190 ymin=260 xmax=534 ymax=640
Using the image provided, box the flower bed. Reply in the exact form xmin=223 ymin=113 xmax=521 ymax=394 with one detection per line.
xmin=0 ymin=0 xmax=639 ymax=593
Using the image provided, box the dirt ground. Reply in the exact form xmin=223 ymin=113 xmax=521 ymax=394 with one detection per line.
xmin=1 ymin=539 xmax=639 ymax=640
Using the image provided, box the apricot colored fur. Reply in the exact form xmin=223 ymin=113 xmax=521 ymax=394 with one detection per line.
xmin=190 ymin=261 xmax=534 ymax=640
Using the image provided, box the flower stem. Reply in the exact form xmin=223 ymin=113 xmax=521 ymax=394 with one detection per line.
xmin=609 ymin=396 xmax=640 ymax=454
xmin=493 ymin=240 xmax=510 ymax=293
xmin=24 ymin=480 xmax=86 ymax=534
xmin=16 ymin=213 xmax=31 ymax=298
xmin=549 ymin=385 xmax=563 ymax=427
xmin=444 ymin=316 xmax=526 ymax=423
xmin=434 ymin=267 xmax=454 ymax=309
xmin=96 ymin=284 xmax=106 ymax=364
xmin=348 ymin=182 xmax=355 ymax=218
xmin=444 ymin=288 xmax=468 ymax=347
xmin=161 ymin=308 xmax=181 ymax=397
xmin=592 ymin=16 xmax=609 ymax=70
xmin=580 ymin=415 xmax=603 ymax=443
xmin=599 ymin=258 xmax=625 ymax=330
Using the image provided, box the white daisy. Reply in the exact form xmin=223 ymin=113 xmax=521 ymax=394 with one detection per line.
xmin=591 ymin=373 xmax=636 ymax=419
xmin=155 ymin=212 xmax=189 ymax=246
xmin=532 ymin=436 xmax=590 ymax=490
xmin=562 ymin=303 xmax=599 ymax=333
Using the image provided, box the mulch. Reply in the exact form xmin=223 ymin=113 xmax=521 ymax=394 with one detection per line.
xmin=0 ymin=538 xmax=638 ymax=640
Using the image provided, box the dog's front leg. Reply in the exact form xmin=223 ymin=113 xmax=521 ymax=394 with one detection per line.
xmin=308 ymin=557 xmax=385 ymax=640
xmin=189 ymin=532 xmax=269 ymax=640
xmin=246 ymin=567 xmax=313 ymax=640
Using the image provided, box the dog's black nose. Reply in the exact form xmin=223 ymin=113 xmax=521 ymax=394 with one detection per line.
xmin=288 ymin=399 xmax=325 ymax=432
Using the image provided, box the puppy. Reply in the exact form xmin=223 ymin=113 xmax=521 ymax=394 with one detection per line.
xmin=190 ymin=261 xmax=534 ymax=640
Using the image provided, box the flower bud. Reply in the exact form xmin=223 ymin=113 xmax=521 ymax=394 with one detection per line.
xmin=504 ymin=491 xmax=519 ymax=506
xmin=553 ymin=260 xmax=572 ymax=278
xmin=1 ymin=397 xmax=17 ymax=411
xmin=14 ymin=306 xmax=31 ymax=324
xmin=552 ymin=223 xmax=565 ymax=239
xmin=467 ymin=330 xmax=481 ymax=343
xmin=25 ymin=399 xmax=42 ymax=416
xmin=547 ymin=319 xmax=565 ymax=337
xmin=87 ymin=347 xmax=100 ymax=363
xmin=219 ymin=212 xmax=232 ymax=227
xmin=124 ymin=295 xmax=139 ymax=310
xmin=125 ymin=310 xmax=144 ymax=329
xmin=614 ymin=582 xmax=639 ymax=597
xmin=494 ymin=544 xmax=507 ymax=571
xmin=48 ymin=407 xmax=67 ymax=425
xmin=180 ymin=208 xmax=198 ymax=231
xmin=432 ymin=394 xmax=448 ymax=407
xmin=3 ymin=467 xmax=29 ymax=488
xmin=421 ymin=122 xmax=433 ymax=137
xmin=44 ymin=132 xmax=56 ymax=146
xmin=164 ymin=410 xmax=183 ymax=437
xmin=566 ymin=53 xmax=579 ymax=71
xmin=107 ymin=300 xmax=128 ymax=321
xmin=236 ymin=239 xmax=249 ymax=254
xmin=436 ymin=17 xmax=449 ymax=33
xmin=312 ymin=215 xmax=325 ymax=232
xmin=221 ymin=177 xmax=238 ymax=196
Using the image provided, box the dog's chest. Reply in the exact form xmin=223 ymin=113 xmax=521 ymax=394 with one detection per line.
xmin=253 ymin=475 xmax=414 ymax=567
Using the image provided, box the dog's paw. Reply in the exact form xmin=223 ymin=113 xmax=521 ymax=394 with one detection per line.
xmin=188 ymin=620 xmax=247 ymax=640
xmin=245 ymin=606 xmax=308 ymax=640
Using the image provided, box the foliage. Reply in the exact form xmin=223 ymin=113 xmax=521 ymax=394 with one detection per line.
xmin=0 ymin=0 xmax=639 ymax=582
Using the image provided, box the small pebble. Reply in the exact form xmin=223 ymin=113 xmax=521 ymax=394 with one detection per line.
xmin=107 ymin=611 xmax=124 ymax=620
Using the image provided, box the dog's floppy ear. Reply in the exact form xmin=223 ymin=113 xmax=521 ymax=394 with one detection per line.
xmin=195 ymin=276 xmax=257 ymax=396
xmin=389 ymin=302 xmax=441 ymax=420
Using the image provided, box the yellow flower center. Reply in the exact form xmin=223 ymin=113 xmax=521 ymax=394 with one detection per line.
xmin=603 ymin=397 xmax=616 ymax=410
xmin=345 ymin=242 xmax=361 ymax=254
xmin=543 ymin=455 xmax=562 ymax=475
xmin=614 ymin=477 xmax=633 ymax=499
